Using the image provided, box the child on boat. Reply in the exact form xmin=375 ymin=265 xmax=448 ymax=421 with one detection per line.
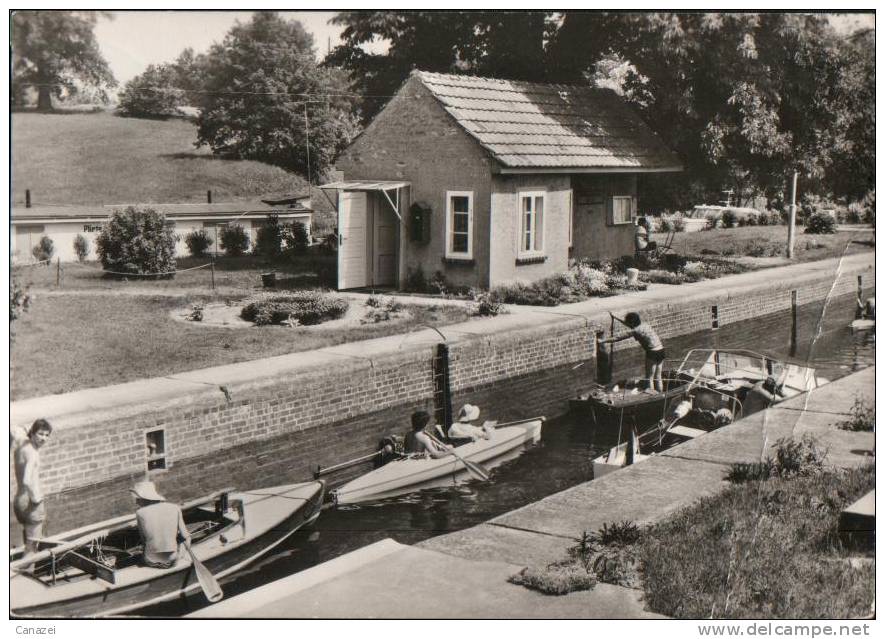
xmin=599 ymin=312 xmax=666 ymax=392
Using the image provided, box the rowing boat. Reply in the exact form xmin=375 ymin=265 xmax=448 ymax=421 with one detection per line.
xmin=331 ymin=418 xmax=544 ymax=505
xmin=10 ymin=481 xmax=325 ymax=618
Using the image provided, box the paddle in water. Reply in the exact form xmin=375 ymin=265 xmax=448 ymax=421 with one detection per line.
xmin=427 ymin=433 xmax=490 ymax=481
xmin=186 ymin=545 xmax=223 ymax=603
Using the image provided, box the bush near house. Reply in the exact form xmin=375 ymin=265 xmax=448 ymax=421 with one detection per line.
xmin=805 ymin=211 xmax=837 ymax=234
xmin=254 ymin=213 xmax=283 ymax=259
xmin=219 ymin=224 xmax=249 ymax=257
xmin=282 ymin=221 xmax=309 ymax=258
xmin=31 ymin=235 xmax=54 ymax=262
xmin=73 ymin=234 xmax=90 ymax=262
xmin=185 ymin=229 xmax=213 ymax=257
xmin=240 ymin=290 xmax=349 ymax=326
xmin=96 ymin=207 xmax=177 ymax=276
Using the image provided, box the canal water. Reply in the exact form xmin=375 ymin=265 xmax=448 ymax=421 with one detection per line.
xmin=140 ymin=300 xmax=874 ymax=617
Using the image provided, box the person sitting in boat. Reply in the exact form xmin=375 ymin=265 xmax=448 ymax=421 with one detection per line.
xmin=131 ymin=480 xmax=192 ymax=569
xmin=741 ymin=376 xmax=783 ymax=417
xmin=447 ymin=404 xmax=494 ymax=441
xmin=600 ymin=312 xmax=666 ymax=393
xmin=404 ymin=411 xmax=453 ymax=459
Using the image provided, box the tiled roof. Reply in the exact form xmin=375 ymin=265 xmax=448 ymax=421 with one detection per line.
xmin=414 ymin=71 xmax=681 ymax=171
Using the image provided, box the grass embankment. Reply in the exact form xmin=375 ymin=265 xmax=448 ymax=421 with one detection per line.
xmin=640 ymin=463 xmax=875 ymax=619
xmin=12 ymin=111 xmax=306 ymax=206
xmin=668 ymin=225 xmax=874 ymax=263
xmin=10 ymin=293 xmax=470 ymax=400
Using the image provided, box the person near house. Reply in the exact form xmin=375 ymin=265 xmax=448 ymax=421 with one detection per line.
xmin=741 ymin=376 xmax=783 ymax=417
xmin=600 ymin=312 xmax=666 ymax=393
xmin=447 ymin=404 xmax=494 ymax=441
xmin=856 ymin=295 xmax=875 ymax=320
xmin=634 ymin=217 xmax=657 ymax=253
xmin=13 ymin=419 xmax=53 ymax=555
xmin=131 ymin=480 xmax=192 ymax=569
xmin=404 ymin=411 xmax=453 ymax=459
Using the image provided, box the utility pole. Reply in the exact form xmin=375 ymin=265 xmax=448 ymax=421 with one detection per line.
xmin=786 ymin=171 xmax=798 ymax=259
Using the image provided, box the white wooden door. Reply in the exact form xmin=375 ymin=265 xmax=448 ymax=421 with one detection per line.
xmin=338 ymin=191 xmax=368 ymax=289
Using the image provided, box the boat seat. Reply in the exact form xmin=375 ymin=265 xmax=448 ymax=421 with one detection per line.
xmin=669 ymin=425 xmax=707 ymax=439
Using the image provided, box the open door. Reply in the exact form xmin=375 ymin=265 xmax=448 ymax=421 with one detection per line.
xmin=338 ymin=191 xmax=368 ymax=289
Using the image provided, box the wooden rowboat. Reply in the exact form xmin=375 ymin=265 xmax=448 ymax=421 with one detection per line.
xmin=331 ymin=418 xmax=544 ymax=505
xmin=10 ymin=481 xmax=325 ymax=618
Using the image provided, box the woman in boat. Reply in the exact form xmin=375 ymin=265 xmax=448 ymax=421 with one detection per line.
xmin=600 ymin=312 xmax=666 ymax=393
xmin=131 ymin=480 xmax=192 ymax=569
xmin=404 ymin=411 xmax=453 ymax=459
xmin=447 ymin=404 xmax=494 ymax=441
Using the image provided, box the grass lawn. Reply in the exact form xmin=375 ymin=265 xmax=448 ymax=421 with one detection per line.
xmin=10 ymin=292 xmax=471 ymax=400
xmin=668 ymin=225 xmax=875 ymax=262
xmin=11 ymin=110 xmax=332 ymax=218
xmin=639 ymin=463 xmax=875 ymax=619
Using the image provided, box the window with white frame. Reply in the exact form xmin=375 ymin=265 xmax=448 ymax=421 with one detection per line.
xmin=518 ymin=192 xmax=545 ymax=257
xmin=446 ymin=191 xmax=473 ymax=258
xmin=610 ymin=196 xmax=634 ymax=225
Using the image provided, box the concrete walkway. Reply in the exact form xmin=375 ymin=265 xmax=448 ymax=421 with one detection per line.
xmin=11 ymin=252 xmax=872 ymax=429
xmin=190 ymin=367 xmax=873 ymax=619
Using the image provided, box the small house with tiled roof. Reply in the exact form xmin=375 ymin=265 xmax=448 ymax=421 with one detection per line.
xmin=324 ymin=70 xmax=681 ymax=290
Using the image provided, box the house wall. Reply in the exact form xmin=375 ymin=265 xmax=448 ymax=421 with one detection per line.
xmin=335 ymin=76 xmax=496 ymax=290
xmin=488 ymin=174 xmax=572 ymax=286
xmin=571 ymin=175 xmax=637 ymax=262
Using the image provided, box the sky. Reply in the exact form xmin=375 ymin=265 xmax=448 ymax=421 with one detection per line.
xmin=93 ymin=11 xmax=370 ymax=88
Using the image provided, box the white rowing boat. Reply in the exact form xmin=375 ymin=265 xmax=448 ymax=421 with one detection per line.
xmin=11 ymin=481 xmax=325 ymax=618
xmin=332 ymin=418 xmax=544 ymax=505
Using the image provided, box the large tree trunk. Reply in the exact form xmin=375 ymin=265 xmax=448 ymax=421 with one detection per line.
xmin=36 ymin=85 xmax=53 ymax=111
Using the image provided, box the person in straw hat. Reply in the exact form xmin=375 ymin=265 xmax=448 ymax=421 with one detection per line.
xmin=447 ymin=404 xmax=494 ymax=441
xmin=131 ymin=480 xmax=191 ymax=569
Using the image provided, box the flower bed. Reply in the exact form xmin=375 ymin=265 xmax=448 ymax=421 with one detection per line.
xmin=488 ymin=262 xmax=648 ymax=307
xmin=240 ymin=290 xmax=349 ymax=326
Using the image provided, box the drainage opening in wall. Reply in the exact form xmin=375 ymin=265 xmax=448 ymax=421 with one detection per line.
xmin=146 ymin=429 xmax=167 ymax=471
xmin=711 ymin=305 xmax=719 ymax=330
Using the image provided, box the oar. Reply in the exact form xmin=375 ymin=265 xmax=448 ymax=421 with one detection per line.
xmin=186 ymin=545 xmax=223 ymax=603
xmin=426 ymin=433 xmax=490 ymax=481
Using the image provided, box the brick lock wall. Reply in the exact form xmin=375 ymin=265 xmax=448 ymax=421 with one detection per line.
xmin=10 ymin=262 xmax=874 ymax=538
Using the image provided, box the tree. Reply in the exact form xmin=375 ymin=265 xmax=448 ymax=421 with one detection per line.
xmin=95 ymin=207 xmax=177 ymax=276
xmin=196 ymin=12 xmax=360 ymax=176
xmin=220 ymin=225 xmax=249 ymax=257
xmin=327 ymin=11 xmax=556 ymax=121
xmin=545 ymin=12 xmax=863 ymax=206
xmin=254 ymin=214 xmax=283 ymax=259
xmin=11 ymin=11 xmax=116 ymax=111
xmin=283 ymin=221 xmax=310 ymax=258
xmin=184 ymin=229 xmax=213 ymax=257
xmin=117 ymin=63 xmax=184 ymax=118
xmin=73 ymin=234 xmax=90 ymax=261
xmin=31 ymin=236 xmax=54 ymax=262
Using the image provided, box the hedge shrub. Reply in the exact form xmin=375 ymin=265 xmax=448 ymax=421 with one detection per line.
xmin=96 ymin=207 xmax=177 ymax=276
xmin=31 ymin=235 xmax=54 ymax=262
xmin=185 ymin=229 xmax=213 ymax=257
xmin=73 ymin=234 xmax=90 ymax=262
xmin=254 ymin=214 xmax=283 ymax=258
xmin=220 ymin=224 xmax=249 ymax=257
xmin=805 ymin=212 xmax=837 ymax=234
xmin=283 ymin=221 xmax=310 ymax=258
xmin=240 ymin=291 xmax=349 ymax=326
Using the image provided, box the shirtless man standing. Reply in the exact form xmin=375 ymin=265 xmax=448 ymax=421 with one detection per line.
xmin=13 ymin=419 xmax=53 ymax=555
